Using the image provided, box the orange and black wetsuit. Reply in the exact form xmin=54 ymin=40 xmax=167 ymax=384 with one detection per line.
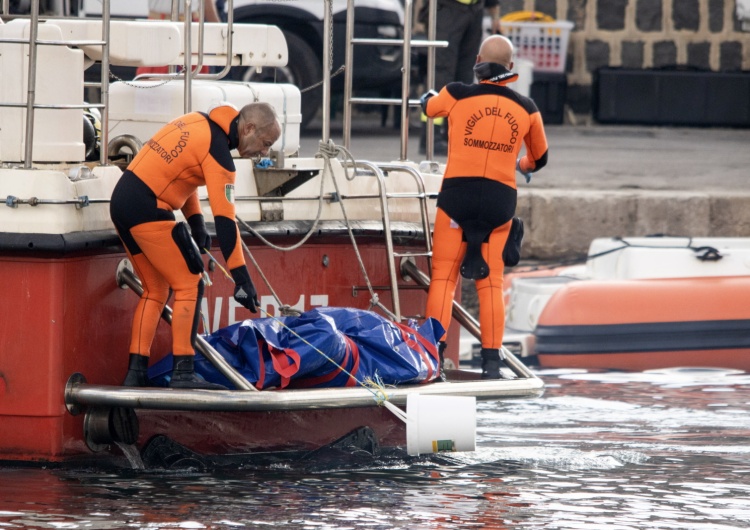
xmin=110 ymin=104 xmax=247 ymax=358
xmin=423 ymin=65 xmax=548 ymax=349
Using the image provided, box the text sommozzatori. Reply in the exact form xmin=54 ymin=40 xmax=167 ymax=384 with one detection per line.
xmin=463 ymin=106 xmax=519 ymax=153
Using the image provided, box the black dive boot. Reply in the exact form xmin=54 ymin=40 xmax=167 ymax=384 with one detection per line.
xmin=170 ymin=355 xmax=229 ymax=390
xmin=437 ymin=341 xmax=448 ymax=382
xmin=480 ymin=348 xmax=503 ymax=380
xmin=123 ymin=354 xmax=152 ymax=387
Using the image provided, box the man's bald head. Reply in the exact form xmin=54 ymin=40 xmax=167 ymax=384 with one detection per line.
xmin=477 ymin=35 xmax=514 ymax=69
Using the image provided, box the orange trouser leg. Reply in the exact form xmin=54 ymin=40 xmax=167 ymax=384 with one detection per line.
xmin=475 ymin=220 xmax=512 ymax=349
xmin=129 ymin=221 xmax=202 ymax=356
xmin=426 ymin=208 xmax=465 ymax=341
xmin=127 ymin=252 xmax=170 ymax=356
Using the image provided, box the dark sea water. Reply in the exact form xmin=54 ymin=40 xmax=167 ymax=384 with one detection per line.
xmin=2 ymin=367 xmax=750 ymax=529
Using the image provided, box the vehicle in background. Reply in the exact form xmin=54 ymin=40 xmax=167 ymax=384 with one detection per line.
xmin=230 ymin=0 xmax=404 ymax=128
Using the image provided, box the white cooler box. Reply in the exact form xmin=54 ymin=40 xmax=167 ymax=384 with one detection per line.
xmin=109 ymin=80 xmax=302 ymax=156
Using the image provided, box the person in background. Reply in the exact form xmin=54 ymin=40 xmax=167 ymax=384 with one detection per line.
xmin=418 ymin=0 xmax=502 ymax=155
xmin=110 ymin=102 xmax=281 ymax=389
xmin=421 ymin=35 xmax=548 ymax=379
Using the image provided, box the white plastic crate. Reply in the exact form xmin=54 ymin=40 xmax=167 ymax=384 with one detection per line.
xmin=500 ymin=20 xmax=574 ymax=73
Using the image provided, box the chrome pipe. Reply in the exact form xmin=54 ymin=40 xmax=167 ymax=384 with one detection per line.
xmin=195 ymin=0 xmax=205 ymax=76
xmin=99 ymin=0 xmax=110 ymax=165
xmin=425 ymin=0 xmax=437 ymax=159
xmin=399 ymin=0 xmax=413 ymax=161
xmin=2 ymin=102 xmax=105 ymax=109
xmin=321 ymin=0 xmax=332 ymax=143
xmin=342 ymin=0 xmax=355 ymax=149
xmin=347 ymin=97 xmax=420 ymax=106
xmin=65 ymin=372 xmax=544 ymax=413
xmin=184 ymin=0 xmax=192 ymax=114
xmin=195 ymin=0 xmax=234 ymax=80
xmin=116 ymin=263 xmax=257 ymax=391
xmin=23 ymin=0 xmax=40 ymax=168
xmin=350 ymin=160 xmax=401 ymax=320
xmin=377 ymin=163 xmax=433 ymax=262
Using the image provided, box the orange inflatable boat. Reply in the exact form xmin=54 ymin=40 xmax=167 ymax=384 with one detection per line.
xmin=534 ymin=276 xmax=750 ymax=371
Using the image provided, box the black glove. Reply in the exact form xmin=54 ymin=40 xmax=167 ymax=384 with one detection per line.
xmin=187 ymin=214 xmax=211 ymax=254
xmin=419 ymin=89 xmax=438 ymax=113
xmin=231 ymin=266 xmax=259 ymax=313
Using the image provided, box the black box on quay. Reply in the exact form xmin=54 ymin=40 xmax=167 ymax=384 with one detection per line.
xmin=594 ymin=67 xmax=750 ymax=127
xmin=530 ymin=72 xmax=568 ymax=125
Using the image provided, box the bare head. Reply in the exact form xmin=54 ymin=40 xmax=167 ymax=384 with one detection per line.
xmin=237 ymin=102 xmax=282 ymax=158
xmin=477 ymin=35 xmax=514 ymax=70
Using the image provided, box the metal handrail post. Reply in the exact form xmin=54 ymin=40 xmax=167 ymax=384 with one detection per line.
xmin=351 ymin=160 xmax=401 ymax=320
xmin=195 ymin=0 xmax=234 ymax=80
xmin=184 ymin=0 xmax=192 ymax=113
xmin=321 ymin=0 xmax=333 ymax=143
xmin=99 ymin=0 xmax=111 ymax=165
xmin=342 ymin=0 xmax=355 ymax=149
xmin=2 ymin=0 xmax=9 ymax=16
xmin=377 ymin=163 xmax=433 ymax=266
xmin=398 ymin=0 xmax=413 ymax=161
xmin=23 ymin=0 xmax=40 ymax=168
xmin=399 ymin=259 xmax=537 ymax=379
xmin=135 ymin=0 xmax=235 ymax=83
xmin=425 ymin=0 xmax=437 ymax=159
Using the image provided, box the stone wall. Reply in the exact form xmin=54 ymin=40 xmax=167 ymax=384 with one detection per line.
xmin=517 ymin=190 xmax=750 ymax=259
xmin=501 ymin=0 xmax=750 ymax=115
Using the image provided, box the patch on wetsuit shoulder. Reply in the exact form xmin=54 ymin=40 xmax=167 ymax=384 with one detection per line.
xmin=225 ymin=184 xmax=235 ymax=203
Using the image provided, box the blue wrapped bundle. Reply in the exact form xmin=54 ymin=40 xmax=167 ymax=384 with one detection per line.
xmin=151 ymin=307 xmax=444 ymax=390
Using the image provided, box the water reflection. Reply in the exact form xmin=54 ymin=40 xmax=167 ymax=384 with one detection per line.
xmin=2 ymin=367 xmax=750 ymax=529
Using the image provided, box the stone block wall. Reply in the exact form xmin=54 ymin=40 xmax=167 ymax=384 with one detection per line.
xmin=501 ymin=0 xmax=750 ymax=115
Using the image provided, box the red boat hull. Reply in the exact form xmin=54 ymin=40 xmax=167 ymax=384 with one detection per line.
xmin=0 ymin=234 xmax=443 ymax=463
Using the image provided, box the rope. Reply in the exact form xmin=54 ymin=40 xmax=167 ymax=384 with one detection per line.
xmin=204 ymin=249 xmax=301 ymax=317
xmin=511 ymin=235 xmax=724 ymax=274
xmin=202 ymin=246 xmax=392 ymax=404
xmin=254 ymin=305 xmax=392 ymax=404
xmin=108 ymin=69 xmax=177 ymax=89
xmin=315 ymin=140 xmax=380 ymax=311
xmin=236 ymin=139 xmax=382 ymax=313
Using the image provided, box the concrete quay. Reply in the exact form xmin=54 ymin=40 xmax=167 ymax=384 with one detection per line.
xmin=301 ymin=119 xmax=750 ymax=260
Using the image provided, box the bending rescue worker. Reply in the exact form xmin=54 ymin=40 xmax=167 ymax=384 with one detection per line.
xmin=421 ymin=35 xmax=548 ymax=379
xmin=110 ymin=102 xmax=282 ymax=389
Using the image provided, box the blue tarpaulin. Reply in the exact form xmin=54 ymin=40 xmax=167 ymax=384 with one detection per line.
xmin=149 ymin=307 xmax=444 ymax=390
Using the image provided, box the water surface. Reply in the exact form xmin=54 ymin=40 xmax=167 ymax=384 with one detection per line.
xmin=2 ymin=367 xmax=749 ymax=529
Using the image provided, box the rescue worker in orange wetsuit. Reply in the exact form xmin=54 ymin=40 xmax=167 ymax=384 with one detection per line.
xmin=421 ymin=35 xmax=548 ymax=379
xmin=110 ymin=102 xmax=281 ymax=389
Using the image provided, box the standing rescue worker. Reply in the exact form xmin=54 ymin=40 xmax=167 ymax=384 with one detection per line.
xmin=111 ymin=102 xmax=281 ymax=389
xmin=421 ymin=35 xmax=548 ymax=379
xmin=417 ymin=0 xmax=502 ymax=154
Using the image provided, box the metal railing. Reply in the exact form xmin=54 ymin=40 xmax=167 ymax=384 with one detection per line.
xmin=0 ymin=0 xmax=110 ymax=167
xmin=340 ymin=0 xmax=446 ymax=160
xmin=132 ymin=0 xmax=237 ymax=115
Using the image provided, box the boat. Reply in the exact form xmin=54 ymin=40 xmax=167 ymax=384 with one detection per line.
xmin=502 ymin=235 xmax=750 ymax=371
xmin=0 ymin=1 xmax=543 ymax=467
